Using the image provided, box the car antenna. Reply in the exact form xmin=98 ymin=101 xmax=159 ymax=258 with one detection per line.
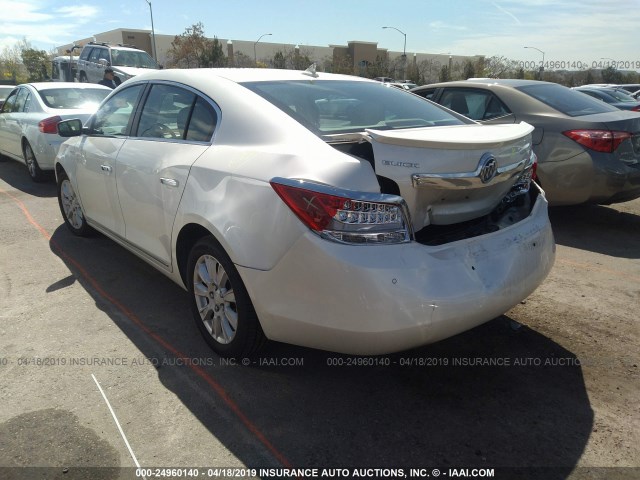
xmin=301 ymin=63 xmax=318 ymax=78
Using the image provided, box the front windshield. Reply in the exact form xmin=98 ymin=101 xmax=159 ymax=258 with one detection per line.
xmin=242 ymin=80 xmax=469 ymax=138
xmin=111 ymin=49 xmax=158 ymax=69
xmin=38 ymin=88 xmax=110 ymax=109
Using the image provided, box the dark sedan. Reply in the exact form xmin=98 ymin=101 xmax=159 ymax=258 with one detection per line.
xmin=573 ymin=87 xmax=640 ymax=112
xmin=412 ymin=79 xmax=640 ymax=206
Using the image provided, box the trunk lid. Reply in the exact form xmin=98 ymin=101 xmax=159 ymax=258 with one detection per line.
xmin=366 ymin=122 xmax=535 ymax=229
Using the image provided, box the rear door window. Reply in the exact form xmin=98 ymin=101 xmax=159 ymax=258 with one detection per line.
xmin=14 ymin=88 xmax=29 ymax=113
xmin=412 ymin=88 xmax=437 ymax=101
xmin=440 ymin=88 xmax=511 ymax=121
xmin=136 ymin=84 xmax=196 ymax=139
xmin=134 ymin=84 xmax=217 ymax=142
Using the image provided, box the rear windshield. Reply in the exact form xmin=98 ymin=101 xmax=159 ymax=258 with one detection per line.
xmin=516 ymin=83 xmax=618 ymax=117
xmin=606 ymin=89 xmax=637 ymax=102
xmin=242 ymin=80 xmax=469 ymax=138
xmin=39 ymin=88 xmax=110 ymax=109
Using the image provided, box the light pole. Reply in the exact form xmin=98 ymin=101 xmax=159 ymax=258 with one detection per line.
xmin=524 ymin=46 xmax=545 ymax=79
xmin=145 ymin=0 xmax=157 ymax=62
xmin=254 ymin=33 xmax=272 ymax=66
xmin=382 ymin=26 xmax=406 ymax=80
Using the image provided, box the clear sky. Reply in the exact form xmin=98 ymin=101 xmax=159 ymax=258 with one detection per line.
xmin=1 ymin=0 xmax=638 ymax=67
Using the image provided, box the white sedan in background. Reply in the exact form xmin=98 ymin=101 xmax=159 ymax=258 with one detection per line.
xmin=0 ymin=83 xmax=111 ymax=181
xmin=55 ymin=68 xmax=555 ymax=357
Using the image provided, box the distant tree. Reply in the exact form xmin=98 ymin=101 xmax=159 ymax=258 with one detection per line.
xmin=364 ymin=55 xmax=389 ymax=79
xmin=474 ymin=57 xmax=486 ymax=77
xmin=417 ymin=59 xmax=439 ymax=84
xmin=167 ymin=22 xmax=226 ymax=68
xmin=272 ymin=51 xmax=286 ymax=69
xmin=208 ymin=37 xmax=227 ymax=67
xmin=463 ymin=60 xmax=475 ymax=80
xmin=21 ymin=48 xmax=49 ymax=81
xmin=585 ymin=69 xmax=595 ymax=84
xmin=439 ymin=65 xmax=450 ymax=82
xmin=515 ymin=67 xmax=525 ymax=79
xmin=329 ymin=53 xmax=354 ymax=75
xmin=601 ymin=66 xmax=623 ymax=84
xmin=482 ymin=55 xmax=519 ymax=78
xmin=0 ymin=41 xmax=27 ymax=83
xmin=387 ymin=56 xmax=405 ymax=80
xmin=405 ymin=61 xmax=420 ymax=84
xmin=287 ymin=47 xmax=312 ymax=70
xmin=233 ymin=52 xmax=254 ymax=68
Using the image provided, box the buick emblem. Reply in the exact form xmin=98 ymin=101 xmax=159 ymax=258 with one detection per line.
xmin=478 ymin=153 xmax=498 ymax=184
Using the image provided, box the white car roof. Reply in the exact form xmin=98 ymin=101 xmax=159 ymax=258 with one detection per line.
xmin=132 ymin=68 xmax=374 ymax=85
xmin=25 ymin=82 xmax=112 ymax=91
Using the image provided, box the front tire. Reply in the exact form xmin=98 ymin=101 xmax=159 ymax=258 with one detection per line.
xmin=187 ymin=236 xmax=265 ymax=358
xmin=23 ymin=143 xmax=46 ymax=182
xmin=57 ymin=169 xmax=94 ymax=236
xmin=79 ymin=72 xmax=88 ymax=83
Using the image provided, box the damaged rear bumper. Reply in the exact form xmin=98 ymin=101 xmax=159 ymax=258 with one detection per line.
xmin=239 ymin=185 xmax=555 ymax=355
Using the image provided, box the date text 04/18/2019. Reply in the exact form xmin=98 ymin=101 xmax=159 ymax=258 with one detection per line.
xmin=519 ymin=59 xmax=640 ymax=70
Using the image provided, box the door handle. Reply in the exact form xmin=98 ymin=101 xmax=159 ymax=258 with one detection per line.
xmin=160 ymin=178 xmax=179 ymax=187
xmin=100 ymin=164 xmax=112 ymax=174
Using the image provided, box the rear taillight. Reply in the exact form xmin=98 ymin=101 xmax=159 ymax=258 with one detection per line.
xmin=631 ymin=105 xmax=640 ymax=112
xmin=270 ymin=178 xmax=411 ymax=244
xmin=38 ymin=116 xmax=63 ymax=134
xmin=563 ymin=129 xmax=632 ymax=153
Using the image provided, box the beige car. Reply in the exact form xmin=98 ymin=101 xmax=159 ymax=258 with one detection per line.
xmin=412 ymin=79 xmax=640 ymax=206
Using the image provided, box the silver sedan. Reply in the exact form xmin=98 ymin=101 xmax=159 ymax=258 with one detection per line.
xmin=0 ymin=83 xmax=110 ymax=181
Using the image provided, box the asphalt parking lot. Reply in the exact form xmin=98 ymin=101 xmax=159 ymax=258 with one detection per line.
xmin=0 ymin=157 xmax=638 ymax=480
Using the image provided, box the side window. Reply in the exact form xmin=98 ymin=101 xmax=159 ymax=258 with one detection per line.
xmin=91 ymin=85 xmax=144 ymax=136
xmin=79 ymin=47 xmax=93 ymax=61
xmin=98 ymin=48 xmax=110 ymax=64
xmin=414 ymin=88 xmax=437 ymax=101
xmin=0 ymin=90 xmax=18 ymax=113
xmin=440 ymin=89 xmax=510 ymax=121
xmin=136 ymin=84 xmax=196 ymax=139
xmin=22 ymin=92 xmax=32 ymax=113
xmin=483 ymin=95 xmax=510 ymax=120
xmin=14 ymin=88 xmax=29 ymax=113
xmin=88 ymin=48 xmax=102 ymax=63
xmin=185 ymin=98 xmax=217 ymax=142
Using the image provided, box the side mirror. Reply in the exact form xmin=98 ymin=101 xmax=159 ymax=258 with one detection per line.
xmin=98 ymin=58 xmax=109 ymax=67
xmin=57 ymin=119 xmax=84 ymax=137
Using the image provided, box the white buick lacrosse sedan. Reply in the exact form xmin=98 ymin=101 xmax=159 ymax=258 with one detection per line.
xmin=55 ymin=67 xmax=555 ymax=358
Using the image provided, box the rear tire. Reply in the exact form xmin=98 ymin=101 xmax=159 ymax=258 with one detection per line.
xmin=57 ymin=169 xmax=94 ymax=237
xmin=187 ymin=236 xmax=265 ymax=358
xmin=23 ymin=143 xmax=46 ymax=182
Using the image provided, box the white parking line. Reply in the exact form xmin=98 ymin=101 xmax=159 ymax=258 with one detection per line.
xmin=91 ymin=373 xmax=146 ymax=479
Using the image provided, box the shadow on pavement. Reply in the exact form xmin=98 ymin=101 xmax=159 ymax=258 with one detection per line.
xmin=0 ymin=156 xmax=56 ymax=198
xmin=549 ymin=203 xmax=640 ymax=259
xmin=48 ymin=224 xmax=594 ymax=480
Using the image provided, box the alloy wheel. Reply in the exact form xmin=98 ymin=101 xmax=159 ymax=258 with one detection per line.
xmin=193 ymin=254 xmax=238 ymax=344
